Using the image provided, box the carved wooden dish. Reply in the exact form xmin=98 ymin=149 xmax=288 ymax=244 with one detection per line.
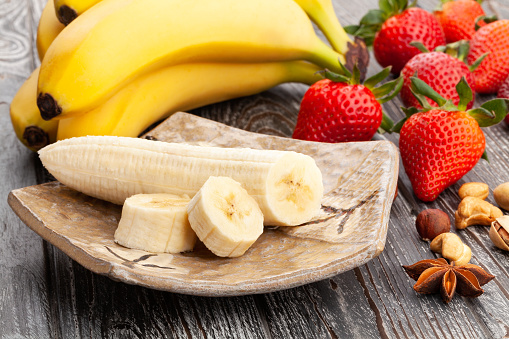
xmin=8 ymin=112 xmax=398 ymax=296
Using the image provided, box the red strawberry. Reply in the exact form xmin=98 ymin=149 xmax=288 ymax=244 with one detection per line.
xmin=400 ymin=109 xmax=485 ymax=201
xmin=374 ymin=8 xmax=445 ymax=74
xmin=497 ymin=76 xmax=509 ymax=124
xmin=293 ymin=67 xmax=402 ymax=142
xmin=467 ymin=19 xmax=509 ymax=94
xmin=346 ymin=2 xmax=445 ymax=74
xmin=434 ymin=0 xmax=485 ymax=43
xmin=400 ymin=46 xmax=476 ymax=109
xmin=396 ymin=77 xmax=507 ymax=201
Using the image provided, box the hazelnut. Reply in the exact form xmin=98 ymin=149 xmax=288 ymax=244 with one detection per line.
xmin=430 ymin=233 xmax=471 ymax=265
xmin=415 ymin=209 xmax=450 ymax=241
xmin=493 ymin=182 xmax=509 ymax=210
xmin=454 ymin=196 xmax=503 ymax=229
xmin=458 ymin=182 xmax=489 ymax=200
xmin=489 ymin=216 xmax=509 ymax=251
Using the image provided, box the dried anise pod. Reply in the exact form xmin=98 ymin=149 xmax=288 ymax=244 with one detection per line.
xmin=402 ymin=258 xmax=495 ymax=303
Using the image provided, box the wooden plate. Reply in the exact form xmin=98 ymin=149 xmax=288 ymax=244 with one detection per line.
xmin=8 ymin=112 xmax=399 ymax=296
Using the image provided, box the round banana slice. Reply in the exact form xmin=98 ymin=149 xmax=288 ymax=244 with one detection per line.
xmin=187 ymin=176 xmax=264 ymax=258
xmin=261 ymin=152 xmax=324 ymax=226
xmin=114 ymin=193 xmax=196 ymax=253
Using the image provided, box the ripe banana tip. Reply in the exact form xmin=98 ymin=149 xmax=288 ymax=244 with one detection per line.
xmin=37 ymin=93 xmax=62 ymax=120
xmin=345 ymin=37 xmax=370 ymax=82
xmin=23 ymin=126 xmax=50 ymax=151
xmin=57 ymin=5 xmax=78 ymax=26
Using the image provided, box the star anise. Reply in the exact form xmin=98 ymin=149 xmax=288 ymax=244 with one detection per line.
xmin=402 ymin=258 xmax=495 ymax=303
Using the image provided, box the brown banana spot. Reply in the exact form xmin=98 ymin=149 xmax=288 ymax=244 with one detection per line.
xmin=57 ymin=5 xmax=78 ymax=26
xmin=23 ymin=126 xmax=50 ymax=151
xmin=344 ymin=37 xmax=370 ymax=82
xmin=37 ymin=93 xmax=62 ymax=120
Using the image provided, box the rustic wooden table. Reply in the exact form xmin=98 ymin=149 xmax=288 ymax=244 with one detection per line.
xmin=2 ymin=0 xmax=509 ymax=338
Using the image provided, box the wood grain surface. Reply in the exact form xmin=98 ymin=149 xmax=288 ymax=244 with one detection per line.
xmin=1 ymin=0 xmax=509 ymax=338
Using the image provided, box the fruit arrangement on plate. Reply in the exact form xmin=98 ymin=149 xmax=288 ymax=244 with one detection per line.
xmin=7 ymin=0 xmax=509 ymax=262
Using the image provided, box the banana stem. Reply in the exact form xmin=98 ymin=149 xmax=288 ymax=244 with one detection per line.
xmin=301 ymin=0 xmax=351 ymax=54
xmin=286 ymin=61 xmax=323 ymax=85
xmin=309 ymin=39 xmax=346 ymax=74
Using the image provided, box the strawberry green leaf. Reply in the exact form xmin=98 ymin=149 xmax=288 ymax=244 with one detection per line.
xmin=346 ymin=26 xmax=377 ymax=46
xmin=379 ymin=111 xmax=394 ymax=133
xmin=364 ymin=67 xmax=392 ymax=90
xmin=434 ymin=45 xmax=446 ymax=53
xmin=475 ymin=15 xmax=497 ymax=30
xmin=339 ymin=62 xmax=353 ymax=78
xmin=468 ymin=53 xmax=488 ymax=72
xmin=391 ymin=117 xmax=408 ymax=133
xmin=379 ymin=0 xmax=394 ymax=14
xmin=322 ymin=69 xmax=351 ymax=83
xmin=395 ymin=0 xmax=409 ymax=11
xmin=410 ymin=76 xmax=447 ymax=107
xmin=377 ymin=76 xmax=404 ymax=104
xmin=467 ymin=99 xmax=509 ymax=127
xmin=344 ymin=25 xmax=360 ymax=35
xmin=360 ymin=9 xmax=386 ymax=25
xmin=482 ymin=150 xmax=489 ymax=162
xmin=402 ymin=106 xmax=419 ymax=117
xmin=456 ymin=77 xmax=473 ymax=111
xmin=409 ymin=41 xmax=430 ymax=53
xmin=456 ymin=40 xmax=470 ymax=62
xmin=467 ymin=107 xmax=495 ymax=126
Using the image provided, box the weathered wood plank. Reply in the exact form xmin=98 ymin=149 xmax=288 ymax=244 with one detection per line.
xmin=0 ymin=0 xmax=50 ymax=337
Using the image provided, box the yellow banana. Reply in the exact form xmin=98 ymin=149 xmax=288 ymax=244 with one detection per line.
xmin=52 ymin=0 xmax=356 ymax=57
xmin=53 ymin=0 xmax=101 ymax=25
xmin=10 ymin=68 xmax=58 ymax=151
xmin=37 ymin=0 xmax=344 ymax=120
xmin=57 ymin=61 xmax=321 ymax=140
xmin=36 ymin=0 xmax=65 ymax=60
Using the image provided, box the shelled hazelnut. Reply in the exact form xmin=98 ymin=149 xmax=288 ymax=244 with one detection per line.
xmin=415 ymin=209 xmax=451 ymax=241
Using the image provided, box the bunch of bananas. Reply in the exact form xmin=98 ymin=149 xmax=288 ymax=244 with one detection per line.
xmin=11 ymin=0 xmax=367 ymax=151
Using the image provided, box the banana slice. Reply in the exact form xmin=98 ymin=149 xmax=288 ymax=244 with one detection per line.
xmin=187 ymin=176 xmax=264 ymax=258
xmin=114 ymin=193 xmax=196 ymax=253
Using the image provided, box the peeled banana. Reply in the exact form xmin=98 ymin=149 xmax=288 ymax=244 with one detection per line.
xmin=38 ymin=136 xmax=324 ymax=226
xmin=37 ymin=0 xmax=345 ymax=120
xmin=10 ymin=68 xmax=58 ymax=151
xmin=37 ymin=0 xmax=65 ymax=60
xmin=56 ymin=61 xmax=322 ymax=139
xmin=114 ymin=193 xmax=197 ymax=254
xmin=53 ymin=0 xmax=101 ymax=25
xmin=187 ymin=177 xmax=264 ymax=258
